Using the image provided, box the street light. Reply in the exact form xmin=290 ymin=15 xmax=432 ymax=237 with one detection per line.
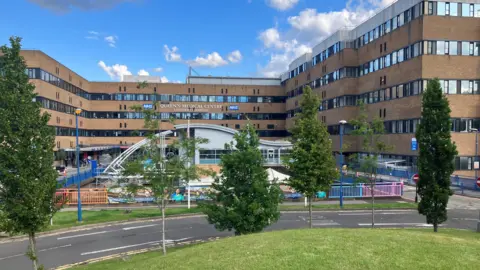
xmin=75 ymin=108 xmax=82 ymax=222
xmin=469 ymin=127 xmax=480 ymax=233
xmin=339 ymin=120 xmax=347 ymax=208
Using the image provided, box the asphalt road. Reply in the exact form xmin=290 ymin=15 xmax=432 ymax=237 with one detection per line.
xmin=0 ymin=209 xmax=478 ymax=270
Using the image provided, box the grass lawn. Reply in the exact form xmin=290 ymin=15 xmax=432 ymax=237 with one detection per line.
xmin=73 ymin=229 xmax=480 ymax=270
xmin=47 ymin=208 xmax=203 ymax=231
xmin=44 ymin=202 xmax=416 ymax=232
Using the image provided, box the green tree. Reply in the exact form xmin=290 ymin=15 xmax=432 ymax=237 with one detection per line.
xmin=201 ymin=124 xmax=282 ymax=235
xmin=416 ymin=78 xmax=457 ymax=232
xmin=122 ymin=102 xmax=174 ymax=255
xmin=0 ymin=37 xmax=60 ymax=270
xmin=286 ymin=86 xmax=338 ymax=228
xmin=349 ymin=100 xmax=392 ymax=228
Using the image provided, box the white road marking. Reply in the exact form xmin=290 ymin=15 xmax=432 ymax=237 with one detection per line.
xmin=0 ymin=244 xmax=72 ymax=261
xmin=122 ymin=224 xmax=157 ymax=231
xmin=338 ymin=212 xmax=408 ymax=216
xmin=452 ymin=218 xmax=479 ymax=221
xmin=81 ymin=241 xmax=161 ymax=255
xmin=358 ymin=223 xmax=443 ymax=227
xmin=312 ymin=222 xmax=340 ymax=226
xmin=57 ymin=231 xmax=113 ymax=240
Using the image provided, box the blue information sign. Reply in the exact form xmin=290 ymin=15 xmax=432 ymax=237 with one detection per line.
xmin=229 ymin=105 xmax=239 ymax=110
xmin=411 ymin=138 xmax=417 ymax=151
xmin=143 ymin=104 xmax=153 ymax=109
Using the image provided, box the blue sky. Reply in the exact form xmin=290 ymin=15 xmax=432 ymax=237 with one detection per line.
xmin=0 ymin=0 xmax=394 ymax=82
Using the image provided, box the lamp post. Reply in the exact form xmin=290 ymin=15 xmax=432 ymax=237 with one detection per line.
xmin=339 ymin=120 xmax=347 ymax=208
xmin=75 ymin=108 xmax=82 ymax=222
xmin=469 ymin=128 xmax=480 ymax=233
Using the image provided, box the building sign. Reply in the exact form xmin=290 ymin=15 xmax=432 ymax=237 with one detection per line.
xmin=143 ymin=104 xmax=153 ymax=109
xmin=411 ymin=138 xmax=417 ymax=151
xmin=229 ymin=105 xmax=239 ymax=110
xmin=158 ymin=103 xmax=222 ymax=112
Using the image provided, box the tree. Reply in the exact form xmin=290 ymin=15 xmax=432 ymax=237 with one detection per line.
xmin=349 ymin=100 xmax=392 ymax=228
xmin=0 ymin=37 xmax=60 ymax=270
xmin=286 ymin=86 xmax=338 ymax=228
xmin=122 ymin=102 xmax=174 ymax=255
xmin=416 ymin=78 xmax=457 ymax=232
xmin=201 ymin=123 xmax=282 ymax=235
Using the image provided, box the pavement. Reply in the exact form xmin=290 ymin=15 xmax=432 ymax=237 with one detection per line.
xmin=0 ymin=209 xmax=479 ymax=270
xmin=403 ymin=185 xmax=480 ymax=210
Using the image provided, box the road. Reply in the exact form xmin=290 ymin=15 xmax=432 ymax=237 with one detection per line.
xmin=0 ymin=209 xmax=479 ymax=270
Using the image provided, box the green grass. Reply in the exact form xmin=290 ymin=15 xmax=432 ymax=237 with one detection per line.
xmin=44 ymin=202 xmax=416 ymax=232
xmin=73 ymin=229 xmax=480 ymax=270
xmin=47 ymin=208 xmax=203 ymax=231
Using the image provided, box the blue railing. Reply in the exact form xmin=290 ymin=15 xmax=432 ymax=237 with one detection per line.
xmin=57 ymin=162 xmax=105 ymax=188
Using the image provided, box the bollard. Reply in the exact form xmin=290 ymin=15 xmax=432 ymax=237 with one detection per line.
xmin=477 ymin=210 xmax=480 ymax=233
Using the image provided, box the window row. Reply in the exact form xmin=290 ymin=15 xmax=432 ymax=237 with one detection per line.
xmin=312 ymin=42 xmax=344 ymax=66
xmin=429 ymin=2 xmax=480 ymax=17
xmin=107 ymin=94 xmax=286 ymax=103
xmin=54 ymin=127 xmax=287 ymax=138
xmin=353 ymin=2 xmax=424 ymax=49
xmin=425 ymin=41 xmax=480 ymax=56
xmin=27 ymin=68 xmax=90 ymax=100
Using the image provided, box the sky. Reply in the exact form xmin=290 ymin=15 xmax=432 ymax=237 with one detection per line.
xmin=0 ymin=0 xmax=396 ymax=83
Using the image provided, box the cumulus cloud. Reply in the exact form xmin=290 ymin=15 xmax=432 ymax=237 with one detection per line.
xmin=257 ymin=0 xmax=394 ymax=77
xmin=164 ymin=45 xmax=182 ymax=62
xmin=227 ymin=50 xmax=243 ymax=63
xmin=160 ymin=76 xmax=169 ymax=83
xmin=266 ymin=0 xmax=299 ymax=11
xmin=97 ymin=61 xmax=132 ymax=81
xmin=153 ymin=67 xmax=163 ymax=72
xmin=137 ymin=69 xmax=149 ymax=76
xmin=28 ymin=0 xmax=138 ymax=14
xmin=187 ymin=52 xmax=228 ymax=68
xmin=104 ymin=35 xmax=117 ymax=48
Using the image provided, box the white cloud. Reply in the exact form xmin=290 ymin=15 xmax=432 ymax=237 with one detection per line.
xmin=88 ymin=30 xmax=99 ymax=35
xmin=257 ymin=0 xmax=392 ymax=77
xmin=104 ymin=35 xmax=117 ymax=48
xmin=266 ymin=0 xmax=299 ymax=11
xmin=187 ymin=52 xmax=228 ymax=68
xmin=137 ymin=69 xmax=149 ymax=76
xmin=97 ymin=61 xmax=132 ymax=81
xmin=85 ymin=30 xmax=99 ymax=40
xmin=227 ymin=50 xmax=243 ymax=63
xmin=164 ymin=45 xmax=182 ymax=62
xmin=160 ymin=76 xmax=169 ymax=83
xmin=153 ymin=67 xmax=163 ymax=72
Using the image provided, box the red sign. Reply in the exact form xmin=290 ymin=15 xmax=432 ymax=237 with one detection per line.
xmin=413 ymin=174 xmax=419 ymax=184
xmin=476 ymin=177 xmax=480 ymax=188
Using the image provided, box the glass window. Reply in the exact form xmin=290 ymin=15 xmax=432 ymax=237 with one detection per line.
xmin=462 ymin=42 xmax=471 ymax=56
xmin=461 ymin=80 xmax=472 ymax=94
xmin=385 ymin=20 xmax=391 ymax=33
xmin=437 ymin=41 xmax=445 ymax=55
xmin=392 ymin=17 xmax=397 ymax=30
xmin=398 ymin=13 xmax=404 ymax=27
xmin=216 ymin=96 xmax=224 ymax=102
xmin=476 ymin=4 xmax=480 ymax=17
xmin=428 ymin=2 xmax=434 ymax=15
xmin=449 ymin=80 xmax=457 ymax=94
xmin=392 ymin=51 xmax=397 ymax=65
xmin=398 ymin=85 xmax=404 ymax=98
xmin=398 ymin=49 xmax=404 ymax=62
xmin=462 ymin=3 xmax=471 ymax=17
xmin=450 ymin=2 xmax=458 ymax=16
xmin=438 ymin=2 xmax=446 ymax=16
xmin=369 ymin=30 xmax=374 ymax=42
xmin=449 ymin=41 xmax=458 ymax=55
xmin=385 ymin=54 xmax=391 ymax=67
xmin=385 ymin=88 xmax=391 ymax=100
xmin=374 ymin=59 xmax=379 ymax=71
xmin=476 ymin=42 xmax=480 ymax=56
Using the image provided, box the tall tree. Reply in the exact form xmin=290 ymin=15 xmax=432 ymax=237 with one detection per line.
xmin=123 ymin=101 xmax=174 ymax=255
xmin=416 ymin=78 xmax=457 ymax=232
xmin=0 ymin=37 xmax=60 ymax=270
xmin=201 ymin=124 xmax=282 ymax=235
xmin=349 ymin=100 xmax=392 ymax=228
xmin=286 ymin=86 xmax=338 ymax=228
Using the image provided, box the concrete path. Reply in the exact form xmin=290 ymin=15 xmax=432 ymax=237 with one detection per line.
xmin=403 ymin=185 xmax=480 ymax=210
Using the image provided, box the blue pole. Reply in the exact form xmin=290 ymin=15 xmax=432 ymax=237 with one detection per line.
xmin=76 ymin=113 xmax=82 ymax=222
xmin=340 ymin=124 xmax=344 ymax=208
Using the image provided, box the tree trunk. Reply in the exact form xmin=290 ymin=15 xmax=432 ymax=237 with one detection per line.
xmin=371 ymin=181 xmax=375 ymax=228
xmin=28 ymin=232 xmax=38 ymax=270
xmin=308 ymin=196 xmax=313 ymax=229
xmin=433 ymin=223 xmax=438 ymax=232
xmin=161 ymin=198 xmax=167 ymax=255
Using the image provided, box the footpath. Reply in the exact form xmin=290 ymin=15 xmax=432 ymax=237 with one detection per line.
xmin=403 ymin=185 xmax=480 ymax=210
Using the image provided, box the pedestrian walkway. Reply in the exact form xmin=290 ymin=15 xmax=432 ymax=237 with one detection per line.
xmin=403 ymin=186 xmax=480 ymax=210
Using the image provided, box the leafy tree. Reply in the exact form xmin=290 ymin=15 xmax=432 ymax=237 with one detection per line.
xmin=201 ymin=124 xmax=282 ymax=235
xmin=349 ymin=100 xmax=392 ymax=228
xmin=416 ymin=78 xmax=457 ymax=232
xmin=286 ymin=86 xmax=338 ymax=228
xmin=0 ymin=37 xmax=60 ymax=270
xmin=122 ymin=102 xmax=174 ymax=255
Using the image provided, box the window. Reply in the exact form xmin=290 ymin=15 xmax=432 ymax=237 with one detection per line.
xmin=449 ymin=41 xmax=458 ymax=55
xmin=398 ymin=13 xmax=404 ymax=27
xmin=392 ymin=16 xmax=397 ymax=30
xmin=450 ymin=2 xmax=458 ymax=16
xmin=462 ymin=3 xmax=472 ymax=17
xmin=462 ymin=42 xmax=471 ymax=56
xmin=123 ymin=87 xmax=126 ymax=92
xmin=437 ymin=41 xmax=445 ymax=55
xmin=235 ymin=124 xmax=240 ymax=129
xmin=120 ymin=123 xmax=122 ymax=128
xmin=124 ymin=105 xmax=126 ymax=110
xmin=392 ymin=51 xmax=397 ymax=65
xmin=449 ymin=80 xmax=457 ymax=94
xmin=428 ymin=2 xmax=433 ymax=15
xmin=461 ymin=80 xmax=472 ymax=94
xmin=383 ymin=108 xmax=386 ymax=118
xmin=267 ymin=124 xmax=275 ymax=129
xmin=438 ymin=2 xmax=446 ymax=15
xmin=397 ymin=49 xmax=404 ymax=62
